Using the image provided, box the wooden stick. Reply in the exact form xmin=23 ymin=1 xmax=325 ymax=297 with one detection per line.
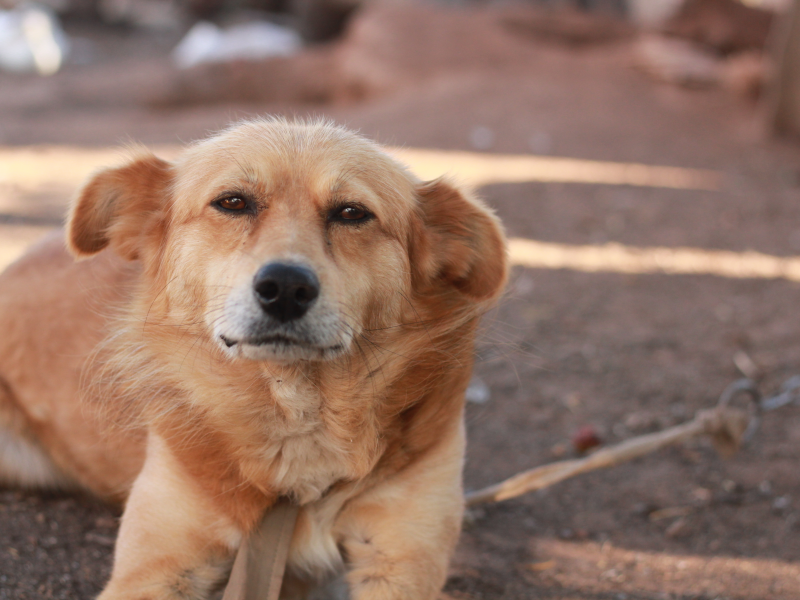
xmin=465 ymin=407 xmax=749 ymax=507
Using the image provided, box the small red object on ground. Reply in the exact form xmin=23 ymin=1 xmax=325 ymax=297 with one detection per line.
xmin=572 ymin=425 xmax=602 ymax=454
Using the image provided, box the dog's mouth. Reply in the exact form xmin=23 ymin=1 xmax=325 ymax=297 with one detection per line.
xmin=214 ymin=298 xmax=353 ymax=362
xmin=220 ymin=334 xmax=344 ymax=354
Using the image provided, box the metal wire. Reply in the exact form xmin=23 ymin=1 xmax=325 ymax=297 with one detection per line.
xmin=762 ymin=375 xmax=800 ymax=412
xmin=717 ymin=375 xmax=800 ymax=443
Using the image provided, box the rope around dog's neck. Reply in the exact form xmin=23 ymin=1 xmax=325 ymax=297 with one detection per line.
xmin=222 ymin=500 xmax=299 ymax=600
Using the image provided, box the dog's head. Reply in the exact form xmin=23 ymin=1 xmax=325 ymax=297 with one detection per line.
xmin=67 ymin=119 xmax=507 ymax=364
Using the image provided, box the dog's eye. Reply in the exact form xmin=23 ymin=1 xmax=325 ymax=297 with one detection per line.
xmin=214 ymin=197 xmax=248 ymax=213
xmin=340 ymin=207 xmax=366 ymax=220
xmin=331 ymin=205 xmax=372 ymax=224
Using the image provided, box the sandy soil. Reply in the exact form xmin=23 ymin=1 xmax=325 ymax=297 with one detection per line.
xmin=1 ymin=4 xmax=799 ymax=599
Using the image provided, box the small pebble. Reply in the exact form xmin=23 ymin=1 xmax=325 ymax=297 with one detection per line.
xmin=665 ymin=517 xmax=690 ymax=538
xmin=462 ymin=506 xmax=486 ymax=527
xmin=624 ymin=411 xmax=657 ymax=432
xmin=572 ymin=425 xmax=602 ymax=454
xmin=558 ymin=528 xmax=588 ymax=540
xmin=690 ymin=487 xmax=712 ymax=505
xmin=773 ymin=495 xmax=792 ymax=512
xmin=85 ymin=532 xmax=116 ymax=547
xmin=550 ymin=442 xmax=569 ymax=458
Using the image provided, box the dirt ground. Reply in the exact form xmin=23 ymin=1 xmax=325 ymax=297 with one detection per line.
xmin=1 ymin=4 xmax=800 ymax=599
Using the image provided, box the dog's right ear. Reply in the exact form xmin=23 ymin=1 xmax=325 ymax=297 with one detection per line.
xmin=66 ymin=154 xmax=172 ymax=261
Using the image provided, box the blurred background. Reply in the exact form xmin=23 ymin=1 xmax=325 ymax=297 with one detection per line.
xmin=1 ymin=0 xmax=800 ymax=598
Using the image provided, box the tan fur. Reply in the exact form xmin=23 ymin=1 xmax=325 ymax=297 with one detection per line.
xmin=0 ymin=119 xmax=508 ymax=599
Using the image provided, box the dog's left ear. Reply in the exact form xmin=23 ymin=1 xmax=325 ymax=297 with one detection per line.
xmin=411 ymin=178 xmax=508 ymax=302
xmin=66 ymin=153 xmax=172 ymax=261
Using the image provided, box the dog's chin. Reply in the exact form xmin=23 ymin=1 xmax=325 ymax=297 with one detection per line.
xmin=219 ymin=334 xmax=347 ymax=363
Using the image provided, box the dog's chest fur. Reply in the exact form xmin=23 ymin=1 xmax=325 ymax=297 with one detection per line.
xmin=254 ymin=373 xmax=363 ymax=505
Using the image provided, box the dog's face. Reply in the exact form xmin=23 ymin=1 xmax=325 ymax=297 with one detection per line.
xmin=169 ymin=122 xmax=421 ymax=362
xmin=66 ymin=120 xmax=507 ymax=365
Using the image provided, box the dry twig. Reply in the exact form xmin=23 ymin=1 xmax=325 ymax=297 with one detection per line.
xmin=465 ymin=406 xmax=750 ymax=507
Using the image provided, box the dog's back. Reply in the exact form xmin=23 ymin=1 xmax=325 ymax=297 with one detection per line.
xmin=0 ymin=231 xmax=144 ymax=497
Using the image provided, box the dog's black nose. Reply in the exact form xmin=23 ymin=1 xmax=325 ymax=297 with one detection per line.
xmin=253 ymin=263 xmax=320 ymax=322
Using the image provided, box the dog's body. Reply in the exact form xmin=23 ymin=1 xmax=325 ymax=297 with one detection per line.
xmin=0 ymin=119 xmax=507 ymax=599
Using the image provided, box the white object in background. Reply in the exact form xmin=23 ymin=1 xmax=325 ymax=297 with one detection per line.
xmin=172 ymin=20 xmax=302 ymax=69
xmin=0 ymin=5 xmax=69 ymax=75
xmin=466 ymin=376 xmax=491 ymax=405
xmin=626 ymin=0 xmax=685 ymax=26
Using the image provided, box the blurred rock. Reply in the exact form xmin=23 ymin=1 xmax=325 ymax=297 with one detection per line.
xmin=626 ymin=0 xmax=684 ymax=27
xmin=153 ymin=47 xmax=337 ymax=106
xmin=338 ymin=3 xmax=631 ymax=99
xmin=636 ymin=28 xmax=770 ymax=99
xmin=501 ymin=8 xmax=633 ymax=47
xmin=720 ymin=51 xmax=768 ymax=101
xmin=663 ymin=0 xmax=775 ymax=56
xmin=627 ymin=0 xmax=684 ymax=27
xmin=634 ymin=33 xmax=721 ymax=87
xmin=99 ymin=0 xmax=186 ymax=30
xmin=290 ymin=0 xmax=359 ymax=42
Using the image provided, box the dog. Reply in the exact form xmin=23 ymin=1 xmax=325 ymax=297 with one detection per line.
xmin=0 ymin=118 xmax=507 ymax=599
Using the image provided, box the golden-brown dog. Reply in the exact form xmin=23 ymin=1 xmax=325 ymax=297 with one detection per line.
xmin=0 ymin=119 xmax=507 ymax=599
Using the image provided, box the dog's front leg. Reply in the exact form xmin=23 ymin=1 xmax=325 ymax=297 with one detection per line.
xmin=336 ymin=423 xmax=466 ymax=600
xmin=98 ymin=433 xmax=252 ymax=600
